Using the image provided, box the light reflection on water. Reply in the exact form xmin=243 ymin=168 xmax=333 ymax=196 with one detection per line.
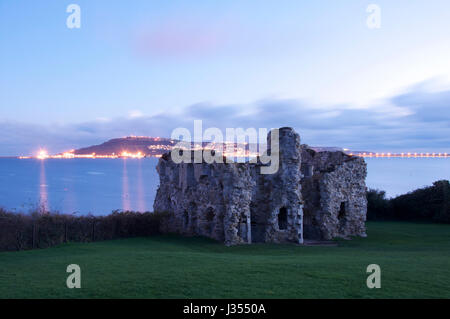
xmin=137 ymin=160 xmax=146 ymax=212
xmin=122 ymin=159 xmax=131 ymax=211
xmin=0 ymin=157 xmax=449 ymax=215
xmin=39 ymin=160 xmax=48 ymax=211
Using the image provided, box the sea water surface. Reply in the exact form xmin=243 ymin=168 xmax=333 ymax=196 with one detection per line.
xmin=0 ymin=158 xmax=159 ymax=215
xmin=0 ymin=157 xmax=449 ymax=215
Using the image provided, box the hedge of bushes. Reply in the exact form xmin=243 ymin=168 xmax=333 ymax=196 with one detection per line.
xmin=367 ymin=180 xmax=450 ymax=223
xmin=0 ymin=210 xmax=168 ymax=252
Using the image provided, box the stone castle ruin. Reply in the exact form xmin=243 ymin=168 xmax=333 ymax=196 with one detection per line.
xmin=153 ymin=128 xmax=367 ymax=246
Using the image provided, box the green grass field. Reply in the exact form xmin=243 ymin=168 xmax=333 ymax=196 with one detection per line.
xmin=0 ymin=221 xmax=449 ymax=299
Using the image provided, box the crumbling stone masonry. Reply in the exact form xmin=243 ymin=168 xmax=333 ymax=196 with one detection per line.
xmin=153 ymin=128 xmax=367 ymax=246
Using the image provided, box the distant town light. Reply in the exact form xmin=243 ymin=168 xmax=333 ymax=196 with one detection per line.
xmin=37 ymin=149 xmax=49 ymax=160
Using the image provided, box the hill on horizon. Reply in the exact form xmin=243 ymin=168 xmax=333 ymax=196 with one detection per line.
xmin=73 ymin=136 xmax=175 ymax=157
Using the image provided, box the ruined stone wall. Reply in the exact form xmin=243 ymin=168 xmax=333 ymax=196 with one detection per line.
xmin=154 ymin=128 xmax=304 ymax=246
xmin=300 ymin=146 xmax=367 ymax=240
xmin=253 ymin=128 xmax=303 ymax=244
xmin=317 ymin=159 xmax=367 ymax=239
xmin=154 ymin=152 xmax=255 ymax=245
xmin=154 ymin=128 xmax=367 ymax=245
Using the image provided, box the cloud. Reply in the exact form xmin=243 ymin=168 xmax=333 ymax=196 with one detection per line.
xmin=2 ymin=82 xmax=450 ymax=155
xmin=128 ymin=110 xmax=144 ymax=118
xmin=391 ymin=89 xmax=450 ymax=123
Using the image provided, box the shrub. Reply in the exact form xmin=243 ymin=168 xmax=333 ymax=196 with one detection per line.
xmin=0 ymin=210 xmax=169 ymax=252
xmin=390 ymin=180 xmax=450 ymax=223
xmin=366 ymin=189 xmax=392 ymax=220
xmin=367 ymin=180 xmax=450 ymax=223
xmin=0 ymin=209 xmax=33 ymax=251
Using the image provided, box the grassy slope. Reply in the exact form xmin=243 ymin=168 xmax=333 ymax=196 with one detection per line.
xmin=0 ymin=222 xmax=449 ymax=299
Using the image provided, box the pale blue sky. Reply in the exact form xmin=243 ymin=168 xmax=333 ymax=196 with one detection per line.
xmin=1 ymin=0 xmax=450 ymax=155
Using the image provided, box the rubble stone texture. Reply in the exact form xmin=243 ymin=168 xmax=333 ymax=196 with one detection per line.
xmin=154 ymin=127 xmax=367 ymax=246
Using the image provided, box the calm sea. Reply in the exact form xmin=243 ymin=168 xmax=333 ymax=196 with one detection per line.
xmin=0 ymin=158 xmax=449 ymax=215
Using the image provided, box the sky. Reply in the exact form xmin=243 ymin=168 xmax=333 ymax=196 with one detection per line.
xmin=1 ymin=0 xmax=450 ymax=155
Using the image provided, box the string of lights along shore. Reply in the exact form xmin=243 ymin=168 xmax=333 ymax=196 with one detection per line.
xmin=350 ymin=153 xmax=450 ymax=158
xmin=19 ymin=149 xmax=450 ymax=160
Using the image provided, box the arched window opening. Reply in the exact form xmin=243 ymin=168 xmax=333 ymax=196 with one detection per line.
xmin=338 ymin=202 xmax=346 ymax=221
xmin=278 ymin=207 xmax=287 ymax=230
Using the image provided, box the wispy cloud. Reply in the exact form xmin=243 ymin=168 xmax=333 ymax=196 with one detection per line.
xmin=2 ymin=81 xmax=450 ymax=156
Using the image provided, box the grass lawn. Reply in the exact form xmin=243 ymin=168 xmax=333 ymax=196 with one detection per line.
xmin=0 ymin=221 xmax=449 ymax=298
